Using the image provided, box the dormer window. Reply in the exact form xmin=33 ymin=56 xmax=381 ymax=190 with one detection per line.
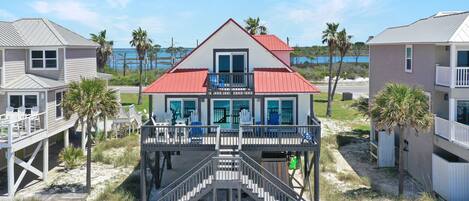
xmin=31 ymin=49 xmax=57 ymax=69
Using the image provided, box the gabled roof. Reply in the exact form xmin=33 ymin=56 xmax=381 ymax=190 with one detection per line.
xmin=170 ymin=18 xmax=292 ymax=72
xmin=143 ymin=69 xmax=320 ymax=94
xmin=253 ymin=35 xmax=293 ymax=51
xmin=3 ymin=74 xmax=66 ymax=90
xmin=368 ymin=11 xmax=469 ymax=44
xmin=0 ymin=18 xmax=98 ymax=47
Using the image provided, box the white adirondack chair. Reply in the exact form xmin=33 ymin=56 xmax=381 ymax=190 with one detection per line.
xmin=239 ymin=109 xmax=253 ymax=125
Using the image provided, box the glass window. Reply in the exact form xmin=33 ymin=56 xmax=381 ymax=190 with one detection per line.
xmin=213 ymin=100 xmax=231 ymax=129
xmin=31 ymin=50 xmax=57 ymax=69
xmin=405 ymin=46 xmax=412 ymax=72
xmin=232 ymin=100 xmax=249 ymax=128
xmin=56 ymin=91 xmax=64 ymax=118
xmin=183 ymin=100 xmax=196 ymax=118
xmin=9 ymin=95 xmax=22 ymax=110
xmin=218 ymin=55 xmax=230 ymax=73
xmin=266 ymin=99 xmax=295 ymax=125
xmin=232 ymin=55 xmax=245 ymax=72
xmin=457 ymin=100 xmax=469 ymax=125
xmin=216 ymin=52 xmax=247 ymax=73
xmin=457 ymin=51 xmax=469 ymax=67
xmin=281 ymin=100 xmax=294 ymax=125
xmin=169 ymin=101 xmax=182 ymax=123
xmin=9 ymin=94 xmax=37 ymax=114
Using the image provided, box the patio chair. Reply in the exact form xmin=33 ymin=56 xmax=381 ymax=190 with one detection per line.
xmin=189 ymin=121 xmax=203 ymax=144
xmin=209 ymin=74 xmax=224 ymax=89
xmin=30 ymin=106 xmax=40 ymax=131
xmin=268 ymin=112 xmax=280 ymax=125
xmin=301 ymin=131 xmax=314 ymax=144
xmin=239 ymin=109 xmax=253 ymax=125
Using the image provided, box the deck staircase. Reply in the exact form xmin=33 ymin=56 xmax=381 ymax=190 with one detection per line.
xmin=157 ymin=136 xmax=304 ymax=201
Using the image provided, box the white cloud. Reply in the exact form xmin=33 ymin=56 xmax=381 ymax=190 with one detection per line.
xmin=106 ymin=0 xmax=131 ymax=9
xmin=30 ymin=0 xmax=100 ymax=28
xmin=269 ymin=0 xmax=380 ymax=44
xmin=0 ymin=9 xmax=16 ymax=21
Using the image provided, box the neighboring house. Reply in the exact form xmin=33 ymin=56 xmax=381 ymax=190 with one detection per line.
xmin=368 ymin=11 xmax=469 ymax=200
xmin=0 ymin=18 xmax=98 ymax=198
xmin=141 ymin=19 xmax=322 ymax=201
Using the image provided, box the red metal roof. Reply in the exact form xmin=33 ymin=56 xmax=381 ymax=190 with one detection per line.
xmin=253 ymin=35 xmax=294 ymax=51
xmin=144 ymin=69 xmax=320 ymax=94
xmin=254 ymin=69 xmax=320 ymax=93
xmin=143 ymin=69 xmax=207 ymax=94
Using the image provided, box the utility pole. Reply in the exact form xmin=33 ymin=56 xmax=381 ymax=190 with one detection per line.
xmin=287 ymin=37 xmax=290 ymax=46
xmin=171 ymin=37 xmax=175 ymax=67
xmin=196 ymin=39 xmax=199 ymax=46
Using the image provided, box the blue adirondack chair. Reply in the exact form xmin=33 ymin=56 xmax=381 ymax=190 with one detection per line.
xmin=302 ymin=131 xmax=314 ymax=144
xmin=268 ymin=112 xmax=280 ymax=125
xmin=209 ymin=74 xmax=224 ymax=89
xmin=189 ymin=121 xmax=203 ymax=143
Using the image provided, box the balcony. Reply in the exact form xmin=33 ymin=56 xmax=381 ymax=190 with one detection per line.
xmin=0 ymin=111 xmax=47 ymax=150
xmin=207 ymin=72 xmax=254 ymax=96
xmin=435 ymin=65 xmax=469 ymax=87
xmin=432 ymin=153 xmax=469 ymax=200
xmin=434 ymin=116 xmax=469 ymax=149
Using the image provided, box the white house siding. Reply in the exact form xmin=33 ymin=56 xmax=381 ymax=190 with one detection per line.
xmin=432 ymin=154 xmax=469 ymax=201
xmin=152 ymin=94 xmax=166 ymax=118
xmin=271 ymin=51 xmax=290 ymax=66
xmin=26 ymin=48 xmax=65 ymax=80
xmin=46 ymin=89 xmax=75 ymax=136
xmin=4 ymin=49 xmax=26 ymax=86
xmin=65 ymin=48 xmax=97 ymax=82
xmin=176 ymin=21 xmax=287 ymax=71
xmin=297 ymin=94 xmax=311 ymax=125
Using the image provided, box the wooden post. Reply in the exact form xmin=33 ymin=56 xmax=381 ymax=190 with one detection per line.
xmin=155 ymin=151 xmax=161 ymax=188
xmin=43 ymin=138 xmax=49 ymax=181
xmin=64 ymin=129 xmax=70 ymax=148
xmin=314 ymin=150 xmax=320 ymax=201
xmin=7 ymin=147 xmax=14 ymax=198
xmin=140 ymin=150 xmax=147 ymax=201
xmin=165 ymin=152 xmax=172 ymax=170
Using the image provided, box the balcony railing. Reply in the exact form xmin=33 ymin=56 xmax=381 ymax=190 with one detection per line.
xmin=435 ymin=65 xmax=469 ymax=87
xmin=207 ymin=72 xmax=254 ymax=95
xmin=435 ymin=116 xmax=469 ymax=149
xmin=0 ymin=112 xmax=47 ymax=146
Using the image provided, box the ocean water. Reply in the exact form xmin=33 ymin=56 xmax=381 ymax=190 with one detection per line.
xmin=108 ymin=48 xmax=369 ymax=70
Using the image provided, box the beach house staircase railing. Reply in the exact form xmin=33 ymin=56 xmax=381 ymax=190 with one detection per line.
xmin=157 ymin=131 xmax=303 ymax=201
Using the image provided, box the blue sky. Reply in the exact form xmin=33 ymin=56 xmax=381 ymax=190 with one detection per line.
xmin=1 ymin=0 xmax=468 ymax=47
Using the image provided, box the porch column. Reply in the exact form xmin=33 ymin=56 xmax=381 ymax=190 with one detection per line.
xmin=7 ymin=148 xmax=14 ymax=198
xmin=450 ymin=44 xmax=457 ymax=88
xmin=140 ymin=150 xmax=147 ymax=201
xmin=313 ymin=150 xmax=320 ymax=201
xmin=449 ymin=98 xmax=456 ymax=141
xmin=64 ymin=129 xmax=70 ymax=148
xmin=43 ymin=138 xmax=49 ymax=180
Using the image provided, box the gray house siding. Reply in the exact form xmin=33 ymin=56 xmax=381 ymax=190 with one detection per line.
xmin=4 ymin=49 xmax=26 ymax=85
xmin=369 ymin=44 xmax=437 ymax=187
xmin=26 ymin=48 xmax=65 ymax=81
xmin=46 ymin=89 xmax=75 ymax=136
xmin=65 ymin=48 xmax=97 ymax=82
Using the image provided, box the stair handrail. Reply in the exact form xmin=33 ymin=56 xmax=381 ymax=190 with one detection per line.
xmin=240 ymin=151 xmax=306 ymax=201
xmin=158 ymin=152 xmax=216 ymax=197
xmin=239 ymin=157 xmax=298 ymax=201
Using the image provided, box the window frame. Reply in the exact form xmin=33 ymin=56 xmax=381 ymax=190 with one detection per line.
xmin=55 ymin=90 xmax=66 ymax=119
xmin=30 ymin=48 xmax=59 ymax=70
xmin=215 ymin=52 xmax=247 ymax=73
xmin=457 ymin=50 xmax=469 ymax=67
xmin=264 ymin=97 xmax=296 ymax=125
xmin=166 ymin=98 xmax=198 ymax=121
xmin=210 ymin=99 xmax=251 ymax=129
xmin=405 ymin=45 xmax=413 ymax=73
xmin=7 ymin=92 xmax=39 ymax=113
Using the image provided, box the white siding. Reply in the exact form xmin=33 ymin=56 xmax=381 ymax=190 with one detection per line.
xmin=47 ymin=89 xmax=75 ymax=136
xmin=152 ymin=94 xmax=165 ymax=117
xmin=297 ymin=94 xmax=310 ymax=125
xmin=65 ymin=48 xmax=97 ymax=82
xmin=176 ymin=21 xmax=287 ymax=71
xmin=433 ymin=154 xmax=469 ymax=201
xmin=4 ymin=49 xmax=26 ymax=85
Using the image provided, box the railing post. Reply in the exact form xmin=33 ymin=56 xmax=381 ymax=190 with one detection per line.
xmin=449 ymin=98 xmax=456 ymax=142
xmin=238 ymin=126 xmax=242 ymax=150
xmin=26 ymin=116 xmax=31 ymax=135
xmin=450 ymin=44 xmax=457 ymax=88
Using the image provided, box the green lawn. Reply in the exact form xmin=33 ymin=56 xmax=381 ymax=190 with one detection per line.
xmin=119 ymin=93 xmax=149 ymax=113
xmin=314 ymin=93 xmax=360 ymax=121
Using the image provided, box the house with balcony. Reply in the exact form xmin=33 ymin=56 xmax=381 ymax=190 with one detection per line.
xmin=141 ymin=19 xmax=322 ymax=201
xmin=368 ymin=11 xmax=469 ymax=200
xmin=0 ymin=18 xmax=98 ymax=198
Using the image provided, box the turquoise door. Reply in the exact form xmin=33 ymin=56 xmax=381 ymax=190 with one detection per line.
xmin=213 ymin=100 xmax=231 ymax=129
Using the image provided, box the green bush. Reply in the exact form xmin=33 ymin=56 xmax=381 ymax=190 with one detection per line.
xmin=95 ymin=184 xmax=136 ymax=201
xmin=59 ymin=147 xmax=84 ymax=170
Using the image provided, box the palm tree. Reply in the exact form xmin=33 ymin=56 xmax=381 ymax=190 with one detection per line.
xmin=90 ymin=30 xmax=113 ymax=73
xmin=370 ymin=83 xmax=433 ymax=197
xmin=62 ymin=78 xmax=120 ymax=193
xmin=244 ymin=17 xmax=267 ymax=35
xmin=147 ymin=44 xmax=161 ymax=70
xmin=351 ymin=42 xmax=366 ymax=67
xmin=322 ymin=22 xmax=339 ymax=117
xmin=130 ymin=27 xmax=153 ymax=105
xmin=331 ymin=29 xmax=352 ymax=101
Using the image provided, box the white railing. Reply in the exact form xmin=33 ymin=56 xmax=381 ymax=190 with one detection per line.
xmin=0 ymin=112 xmax=46 ymax=145
xmin=434 ymin=116 xmax=469 ymax=149
xmin=436 ymin=65 xmax=451 ymax=87
xmin=456 ymin=67 xmax=469 ymax=87
xmin=435 ymin=65 xmax=469 ymax=87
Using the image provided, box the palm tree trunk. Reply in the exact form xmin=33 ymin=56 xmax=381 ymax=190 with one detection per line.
xmin=326 ymin=52 xmax=333 ymax=117
xmin=331 ymin=56 xmax=345 ymax=101
xmin=103 ymin=116 xmax=107 ymax=139
xmin=137 ymin=59 xmax=143 ymax=105
xmin=398 ymin=125 xmax=405 ymax=196
xmin=86 ymin=119 xmax=92 ymax=194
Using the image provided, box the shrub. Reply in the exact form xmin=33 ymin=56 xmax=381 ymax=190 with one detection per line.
xmin=95 ymin=184 xmax=136 ymax=201
xmin=113 ymin=146 xmax=139 ymax=167
xmin=59 ymin=147 xmax=84 ymax=169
